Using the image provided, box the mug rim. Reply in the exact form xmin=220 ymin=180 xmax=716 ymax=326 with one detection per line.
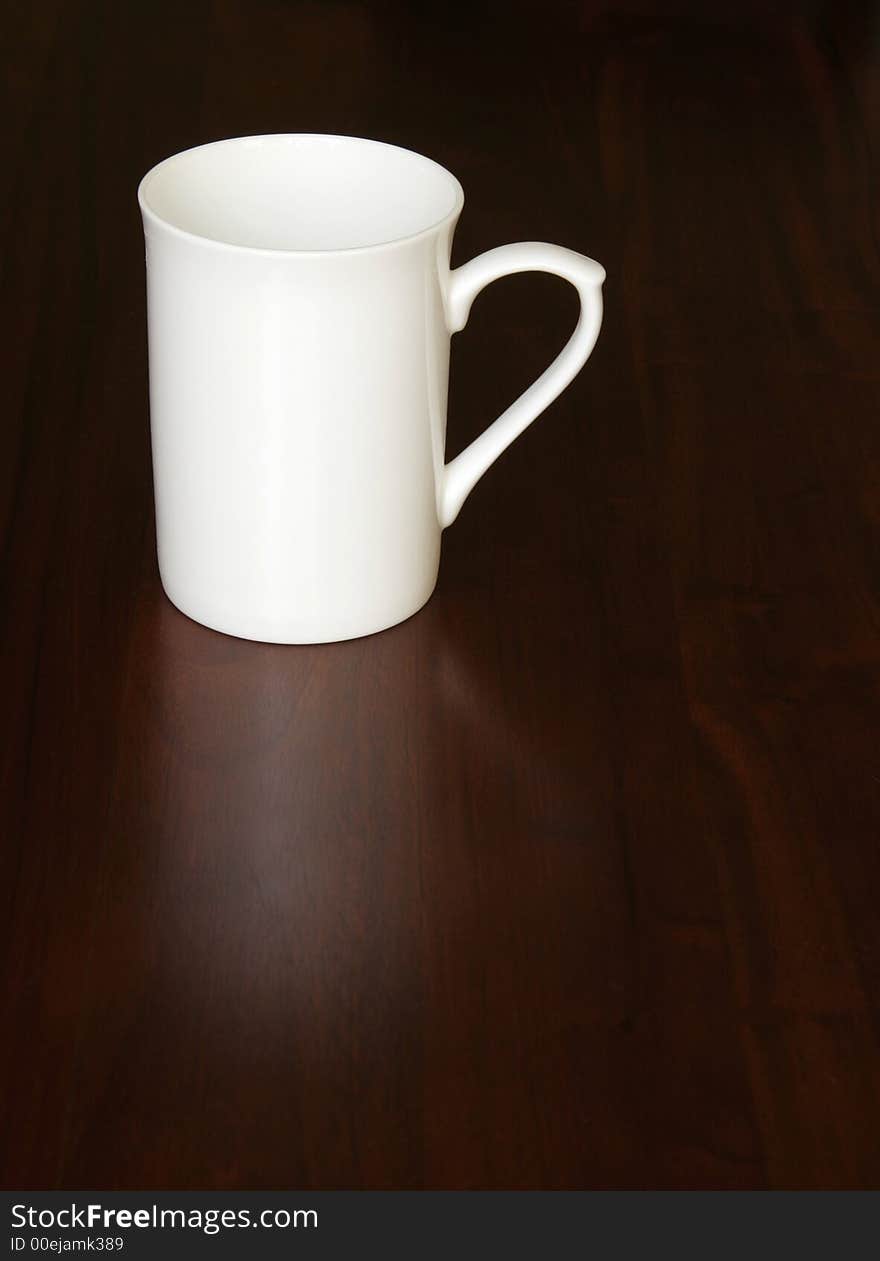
xmin=138 ymin=133 xmax=466 ymax=258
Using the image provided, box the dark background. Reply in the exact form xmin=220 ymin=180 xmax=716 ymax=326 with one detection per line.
xmin=1 ymin=0 xmax=879 ymax=1189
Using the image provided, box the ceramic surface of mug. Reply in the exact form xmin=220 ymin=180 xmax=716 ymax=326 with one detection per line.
xmin=139 ymin=135 xmax=604 ymax=642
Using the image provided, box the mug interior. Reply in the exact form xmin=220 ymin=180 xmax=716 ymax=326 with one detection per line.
xmin=138 ymin=135 xmax=463 ymax=253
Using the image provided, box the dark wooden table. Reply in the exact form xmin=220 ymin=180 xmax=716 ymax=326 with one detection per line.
xmin=2 ymin=0 xmax=879 ymax=1190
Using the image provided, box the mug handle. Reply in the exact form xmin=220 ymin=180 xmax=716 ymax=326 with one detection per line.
xmin=441 ymin=242 xmax=605 ymax=526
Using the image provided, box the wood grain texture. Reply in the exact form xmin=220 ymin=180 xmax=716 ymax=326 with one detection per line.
xmin=1 ymin=0 xmax=879 ymax=1189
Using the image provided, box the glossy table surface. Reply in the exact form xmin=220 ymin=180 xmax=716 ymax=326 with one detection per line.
xmin=2 ymin=0 xmax=880 ymax=1189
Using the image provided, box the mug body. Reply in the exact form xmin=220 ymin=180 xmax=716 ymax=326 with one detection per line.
xmin=139 ymin=135 xmax=463 ymax=643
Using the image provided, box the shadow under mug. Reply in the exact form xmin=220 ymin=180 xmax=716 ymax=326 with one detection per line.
xmin=138 ymin=134 xmax=605 ymax=643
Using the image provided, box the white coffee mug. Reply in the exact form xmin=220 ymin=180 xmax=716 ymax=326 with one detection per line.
xmin=138 ymin=135 xmax=604 ymax=643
